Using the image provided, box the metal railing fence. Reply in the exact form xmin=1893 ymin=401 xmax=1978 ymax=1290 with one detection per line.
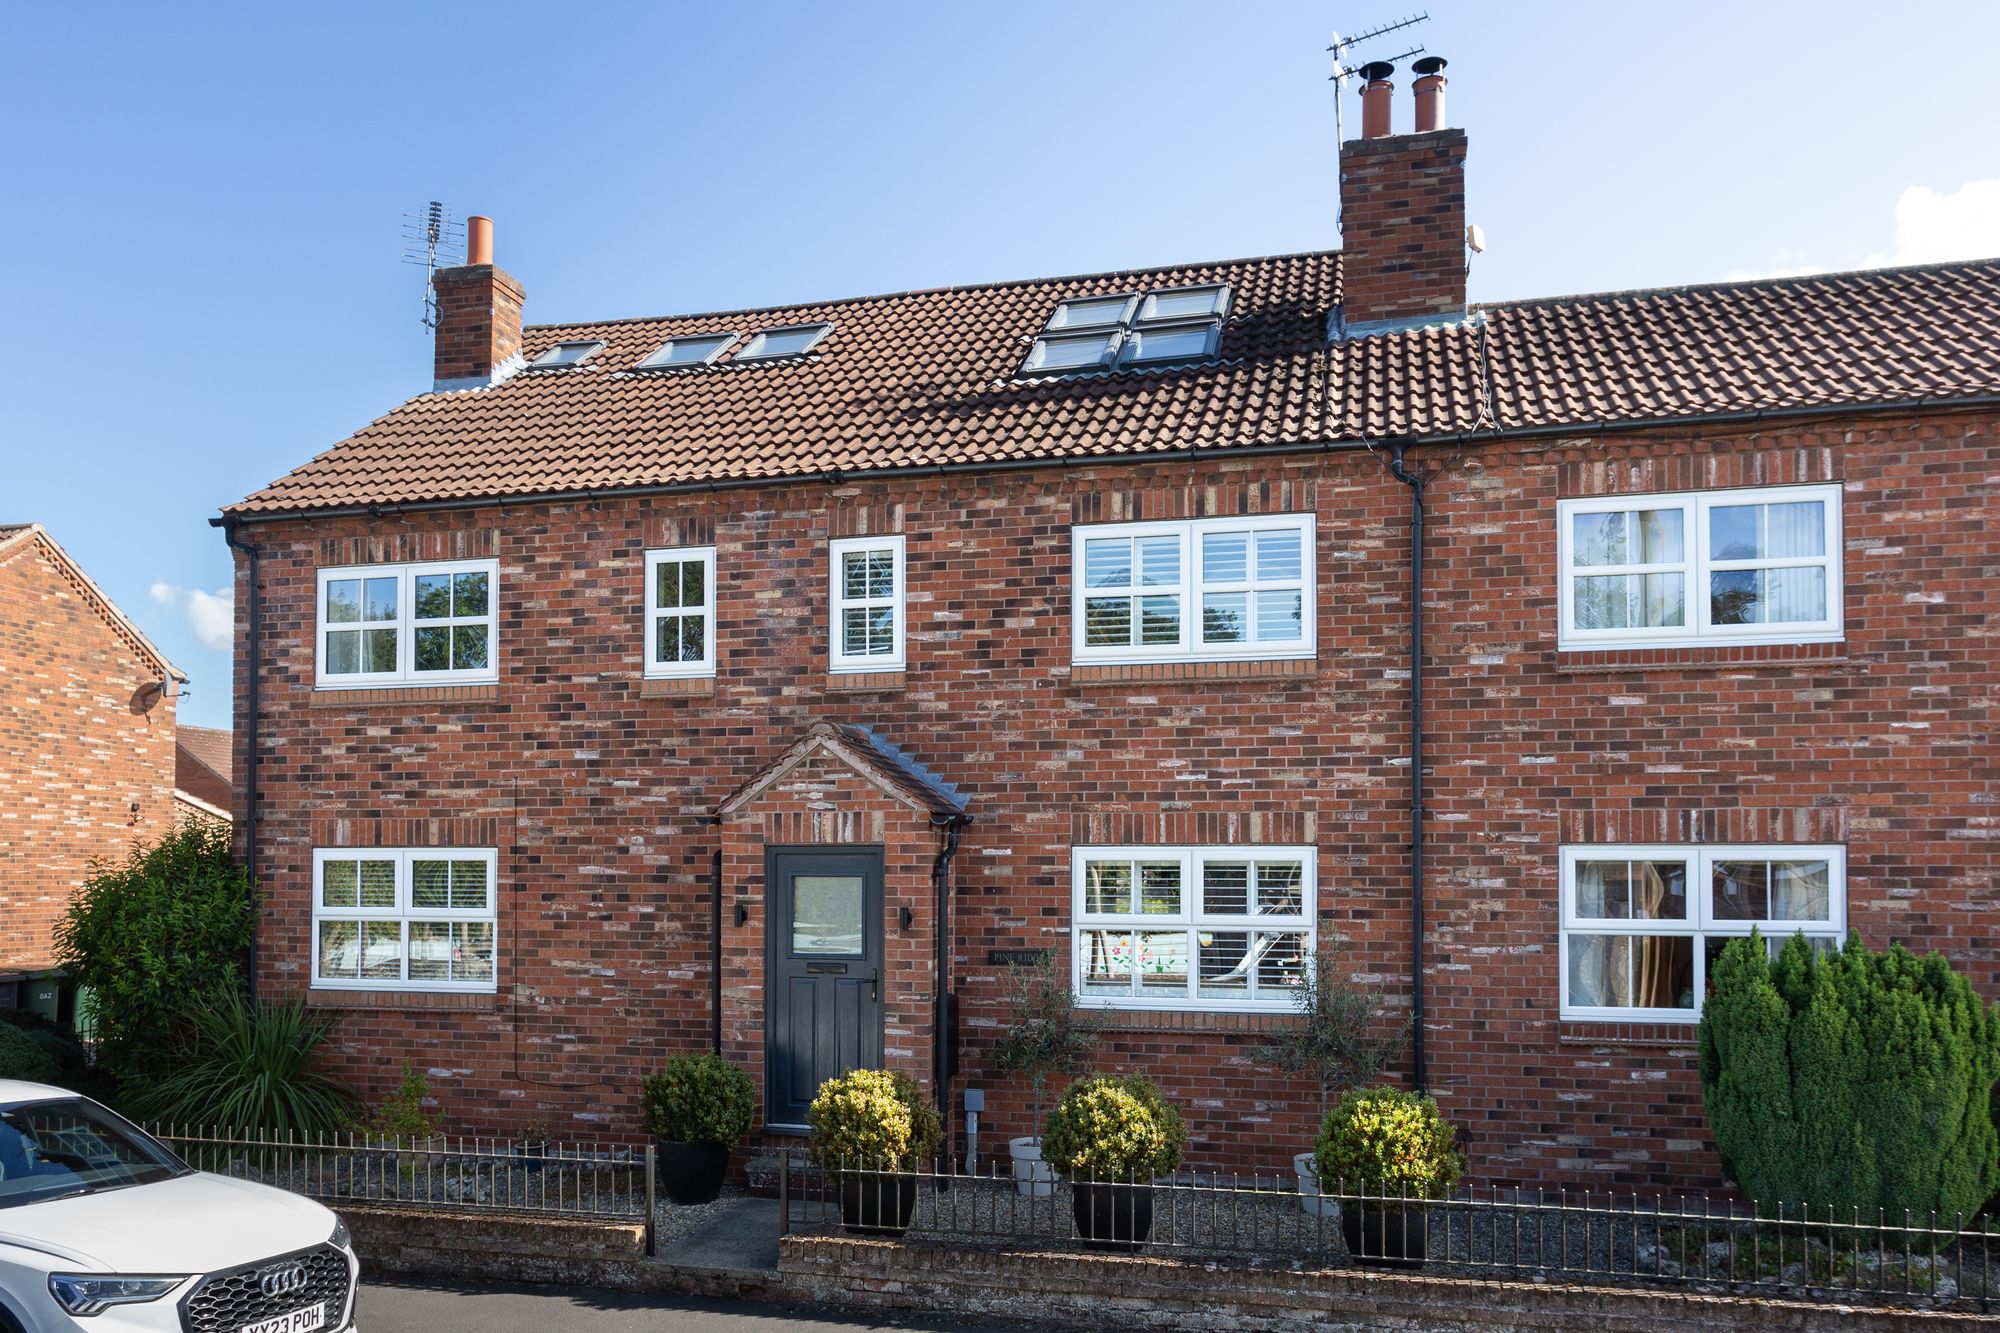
xmin=153 ymin=1126 xmax=656 ymax=1255
xmin=777 ymin=1154 xmax=1994 ymax=1312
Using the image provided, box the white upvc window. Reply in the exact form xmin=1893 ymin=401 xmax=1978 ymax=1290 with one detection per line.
xmin=1071 ymin=845 xmax=1316 ymax=1013
xmin=1559 ymin=844 xmax=1846 ymax=1022
xmin=315 ymin=559 xmax=500 ymax=688
xmin=1072 ymin=514 xmax=1315 ymax=665
xmin=311 ymin=847 xmax=498 ymax=993
xmin=1557 ymin=484 xmax=1842 ymax=650
xmin=644 ymin=546 xmax=717 ymax=678
xmin=828 ymin=534 xmax=906 ymax=672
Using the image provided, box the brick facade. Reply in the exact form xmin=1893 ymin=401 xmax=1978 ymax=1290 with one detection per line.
xmin=1338 ymin=127 xmax=1468 ymax=327
xmin=0 ymin=530 xmax=179 ymax=976
xmin=235 ymin=403 xmax=1999 ymax=1190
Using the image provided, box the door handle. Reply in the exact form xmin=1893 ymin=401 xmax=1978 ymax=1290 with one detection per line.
xmin=870 ymin=971 xmax=879 ymax=1002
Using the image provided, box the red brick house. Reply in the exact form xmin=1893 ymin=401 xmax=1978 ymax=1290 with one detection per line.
xmin=218 ymin=83 xmax=2000 ymax=1191
xmin=0 ymin=524 xmax=185 ymax=1022
xmin=174 ymin=724 xmax=234 ymax=825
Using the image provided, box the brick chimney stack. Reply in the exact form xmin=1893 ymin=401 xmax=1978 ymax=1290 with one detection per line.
xmin=432 ymin=214 xmax=525 ymax=392
xmin=1338 ymin=58 xmax=1467 ymax=334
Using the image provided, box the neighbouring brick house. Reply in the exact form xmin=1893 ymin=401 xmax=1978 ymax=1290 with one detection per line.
xmin=218 ymin=76 xmax=2000 ymax=1192
xmin=0 ymin=523 xmax=185 ymax=1023
xmin=174 ymin=724 xmax=235 ymax=824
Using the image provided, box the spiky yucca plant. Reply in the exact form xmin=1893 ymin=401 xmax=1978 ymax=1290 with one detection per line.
xmin=133 ymin=995 xmax=352 ymax=1135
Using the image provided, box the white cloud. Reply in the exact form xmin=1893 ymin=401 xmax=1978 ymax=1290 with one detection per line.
xmin=151 ymin=581 xmax=234 ymax=651
xmin=1726 ymin=178 xmax=2000 ymax=282
xmin=1884 ymin=179 xmax=2000 ymax=266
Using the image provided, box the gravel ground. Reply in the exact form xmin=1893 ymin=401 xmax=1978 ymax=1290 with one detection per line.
xmin=784 ymin=1176 xmax=1992 ymax=1307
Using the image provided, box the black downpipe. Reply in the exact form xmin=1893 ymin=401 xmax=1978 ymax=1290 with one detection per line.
xmin=710 ymin=846 xmax=724 ymax=1056
xmin=1386 ymin=445 xmax=1427 ymax=1094
xmin=932 ymin=814 xmax=966 ymax=1163
xmin=221 ymin=521 xmax=262 ymax=1001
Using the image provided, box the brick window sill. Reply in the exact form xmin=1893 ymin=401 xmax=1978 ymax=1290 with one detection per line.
xmin=1091 ymin=1009 xmax=1302 ymax=1036
xmin=824 ymin=670 xmax=906 ymax=693
xmin=307 ymin=989 xmax=498 ymax=1013
xmin=640 ymin=676 xmax=716 ymax=698
xmin=1557 ymin=1020 xmax=1698 ymax=1049
xmin=1556 ymin=641 xmax=1847 ymax=675
xmin=309 ymin=684 xmax=501 ymax=707
xmin=1069 ymin=658 xmax=1319 ymax=688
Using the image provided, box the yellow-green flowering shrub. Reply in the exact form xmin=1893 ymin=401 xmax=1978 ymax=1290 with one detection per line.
xmin=1314 ymin=1087 xmax=1465 ymax=1200
xmin=807 ymin=1068 xmax=941 ymax=1170
xmin=1039 ymin=1074 xmax=1187 ymax=1181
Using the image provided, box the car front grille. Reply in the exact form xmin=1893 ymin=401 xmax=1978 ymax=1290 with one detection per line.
xmin=181 ymin=1242 xmax=351 ymax=1333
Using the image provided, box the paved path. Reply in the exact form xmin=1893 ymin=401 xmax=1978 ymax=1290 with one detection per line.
xmin=360 ymin=1279 xmax=1022 ymax=1332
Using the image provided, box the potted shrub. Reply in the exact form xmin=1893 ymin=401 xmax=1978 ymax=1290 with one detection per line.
xmin=1039 ymin=1074 xmax=1186 ymax=1249
xmin=641 ymin=1053 xmax=756 ymax=1205
xmin=1314 ymin=1087 xmax=1464 ymax=1267
xmin=807 ymin=1068 xmax=941 ymax=1234
xmin=1254 ymin=939 xmax=1408 ymax=1216
xmin=989 ymin=954 xmax=1100 ymax=1197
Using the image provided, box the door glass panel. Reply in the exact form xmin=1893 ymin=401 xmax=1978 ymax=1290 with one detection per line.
xmin=792 ymin=874 xmax=866 ymax=955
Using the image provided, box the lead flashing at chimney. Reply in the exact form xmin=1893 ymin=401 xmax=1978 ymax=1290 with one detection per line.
xmin=1332 ymin=309 xmax=1484 ymax=342
xmin=434 ymin=351 xmax=527 ymax=395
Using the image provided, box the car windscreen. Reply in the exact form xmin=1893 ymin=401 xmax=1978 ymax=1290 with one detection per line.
xmin=0 ymin=1097 xmax=188 ymax=1208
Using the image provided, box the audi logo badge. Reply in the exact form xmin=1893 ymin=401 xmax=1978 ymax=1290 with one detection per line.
xmin=259 ymin=1263 xmax=309 ymax=1299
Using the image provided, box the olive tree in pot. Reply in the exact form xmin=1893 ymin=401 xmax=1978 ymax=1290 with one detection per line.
xmin=1254 ymin=938 xmax=1408 ymax=1216
xmin=990 ymin=954 xmax=1100 ymax=1197
xmin=641 ymin=1053 xmax=756 ymax=1205
xmin=807 ymin=1068 xmax=941 ymax=1235
xmin=1040 ymin=1074 xmax=1186 ymax=1250
xmin=1315 ymin=1087 xmax=1464 ymax=1267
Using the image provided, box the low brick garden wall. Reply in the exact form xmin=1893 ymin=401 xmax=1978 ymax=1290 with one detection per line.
xmin=777 ymin=1235 xmax=1993 ymax=1332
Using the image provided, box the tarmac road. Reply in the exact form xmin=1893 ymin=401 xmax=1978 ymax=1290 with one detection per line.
xmin=359 ymin=1280 xmax=1031 ymax=1332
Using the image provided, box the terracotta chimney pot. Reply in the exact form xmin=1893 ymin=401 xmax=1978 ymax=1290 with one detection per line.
xmin=1359 ymin=61 xmax=1396 ymax=139
xmin=1412 ymin=56 xmax=1449 ymax=133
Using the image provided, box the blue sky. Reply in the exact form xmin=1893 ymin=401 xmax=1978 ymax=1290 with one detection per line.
xmin=5 ymin=1 xmax=1996 ymax=729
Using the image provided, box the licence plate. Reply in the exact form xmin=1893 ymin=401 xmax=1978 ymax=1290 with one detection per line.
xmin=241 ymin=1303 xmax=326 ymax=1333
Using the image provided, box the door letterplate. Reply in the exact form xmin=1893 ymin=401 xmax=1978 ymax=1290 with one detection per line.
xmin=806 ymin=962 xmax=849 ymax=974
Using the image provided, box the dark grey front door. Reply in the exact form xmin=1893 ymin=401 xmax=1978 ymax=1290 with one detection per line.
xmin=765 ymin=847 xmax=884 ymax=1128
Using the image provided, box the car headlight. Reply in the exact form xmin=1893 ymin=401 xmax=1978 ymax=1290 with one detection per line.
xmin=47 ymin=1274 xmax=185 ymax=1316
xmin=330 ymin=1215 xmax=352 ymax=1250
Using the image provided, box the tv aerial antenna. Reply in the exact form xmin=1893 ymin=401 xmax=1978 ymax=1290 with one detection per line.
xmin=1328 ymin=13 xmax=1430 ymax=146
xmin=402 ymin=201 xmax=466 ymax=333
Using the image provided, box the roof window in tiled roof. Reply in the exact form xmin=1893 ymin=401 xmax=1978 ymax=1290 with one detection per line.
xmin=527 ymin=339 xmax=605 ymax=370
xmin=1023 ymin=283 xmax=1232 ymax=376
xmin=637 ymin=333 xmax=736 ymax=370
xmin=737 ymin=323 xmax=833 ymax=361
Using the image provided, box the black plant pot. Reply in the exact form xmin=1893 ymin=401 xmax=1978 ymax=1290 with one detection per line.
xmin=655 ymin=1139 xmax=730 ymax=1206
xmin=838 ymin=1173 xmax=919 ymax=1235
xmin=1341 ymin=1203 xmax=1430 ymax=1267
xmin=1071 ymin=1180 xmax=1155 ymax=1250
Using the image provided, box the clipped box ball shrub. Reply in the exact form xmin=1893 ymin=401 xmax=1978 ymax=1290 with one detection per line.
xmin=1699 ymin=931 xmax=2000 ymax=1222
xmin=1313 ymin=1086 xmax=1465 ymax=1200
xmin=1039 ymin=1073 xmax=1188 ymax=1182
xmin=808 ymin=1068 xmax=941 ymax=1170
xmin=642 ymin=1053 xmax=755 ymax=1148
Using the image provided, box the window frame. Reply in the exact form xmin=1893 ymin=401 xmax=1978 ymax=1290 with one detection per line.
xmin=1556 ymin=484 xmax=1843 ymax=651
xmin=310 ymin=846 xmax=499 ymax=994
xmin=827 ymin=534 xmax=907 ymax=673
xmin=643 ymin=545 xmax=718 ymax=678
xmin=525 ymin=339 xmax=605 ymax=370
xmin=1070 ymin=514 xmax=1316 ymax=666
xmin=1024 ymin=285 xmax=1231 ymax=378
xmin=736 ymin=323 xmax=833 ymax=361
xmin=314 ymin=558 xmax=500 ymax=690
xmin=1558 ymin=843 xmax=1847 ymax=1023
xmin=636 ymin=333 xmax=736 ymax=370
xmin=1071 ymin=845 xmax=1317 ymax=1014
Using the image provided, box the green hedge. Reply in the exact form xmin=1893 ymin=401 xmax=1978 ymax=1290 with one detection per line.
xmin=1698 ymin=931 xmax=2000 ymax=1221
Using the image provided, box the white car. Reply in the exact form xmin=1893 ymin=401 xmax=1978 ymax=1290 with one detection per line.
xmin=0 ymin=1081 xmax=358 ymax=1333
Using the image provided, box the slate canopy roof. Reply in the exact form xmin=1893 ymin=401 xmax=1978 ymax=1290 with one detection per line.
xmin=226 ymin=254 xmax=2000 ymax=518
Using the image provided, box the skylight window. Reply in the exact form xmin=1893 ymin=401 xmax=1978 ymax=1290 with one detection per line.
xmin=526 ymin=340 xmax=605 ymax=369
xmin=637 ymin=333 xmax=736 ymax=370
xmin=737 ymin=323 xmax=833 ymax=360
xmin=1047 ymin=294 xmax=1137 ymax=330
xmin=1022 ymin=283 xmax=1231 ymax=377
